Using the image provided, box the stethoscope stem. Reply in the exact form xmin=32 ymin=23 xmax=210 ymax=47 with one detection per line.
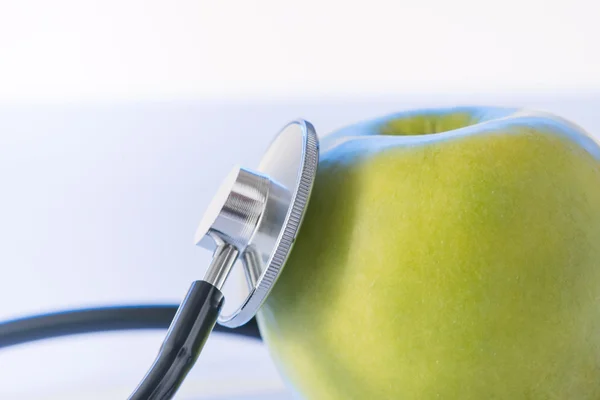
xmin=203 ymin=244 xmax=239 ymax=290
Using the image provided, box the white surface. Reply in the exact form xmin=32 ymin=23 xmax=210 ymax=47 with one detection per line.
xmin=1 ymin=0 xmax=600 ymax=104
xmin=1 ymin=96 xmax=600 ymax=398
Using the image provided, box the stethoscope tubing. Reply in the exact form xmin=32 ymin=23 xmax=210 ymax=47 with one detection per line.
xmin=0 ymin=302 xmax=261 ymax=350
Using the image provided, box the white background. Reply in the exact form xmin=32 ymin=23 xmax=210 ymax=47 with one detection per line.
xmin=1 ymin=1 xmax=600 ymax=399
xmin=1 ymin=0 xmax=600 ymax=104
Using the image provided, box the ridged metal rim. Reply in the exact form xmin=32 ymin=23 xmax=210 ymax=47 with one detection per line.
xmin=218 ymin=120 xmax=319 ymax=328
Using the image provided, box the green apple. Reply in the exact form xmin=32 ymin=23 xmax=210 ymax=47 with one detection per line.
xmin=256 ymin=107 xmax=600 ymax=399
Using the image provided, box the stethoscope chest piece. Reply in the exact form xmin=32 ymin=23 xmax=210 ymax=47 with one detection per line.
xmin=195 ymin=119 xmax=319 ymax=327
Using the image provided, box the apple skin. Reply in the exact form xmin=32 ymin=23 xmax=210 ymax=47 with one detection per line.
xmin=256 ymin=107 xmax=600 ymax=399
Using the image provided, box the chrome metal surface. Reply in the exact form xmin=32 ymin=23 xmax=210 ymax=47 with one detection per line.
xmin=203 ymin=244 xmax=239 ymax=291
xmin=195 ymin=168 xmax=271 ymax=251
xmin=242 ymin=247 xmax=262 ymax=290
xmin=195 ymin=120 xmax=319 ymax=328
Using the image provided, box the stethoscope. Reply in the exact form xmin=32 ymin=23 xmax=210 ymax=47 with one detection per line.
xmin=0 ymin=120 xmax=320 ymax=399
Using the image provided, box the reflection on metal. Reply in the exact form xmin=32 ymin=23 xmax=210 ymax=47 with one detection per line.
xmin=203 ymin=244 xmax=239 ymax=291
xmin=242 ymin=247 xmax=263 ymax=291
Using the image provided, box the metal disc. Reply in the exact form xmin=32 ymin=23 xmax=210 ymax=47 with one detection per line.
xmin=199 ymin=120 xmax=319 ymax=328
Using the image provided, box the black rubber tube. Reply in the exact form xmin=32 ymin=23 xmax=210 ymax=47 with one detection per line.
xmin=0 ymin=303 xmax=261 ymax=350
xmin=128 ymin=280 xmax=227 ymax=399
